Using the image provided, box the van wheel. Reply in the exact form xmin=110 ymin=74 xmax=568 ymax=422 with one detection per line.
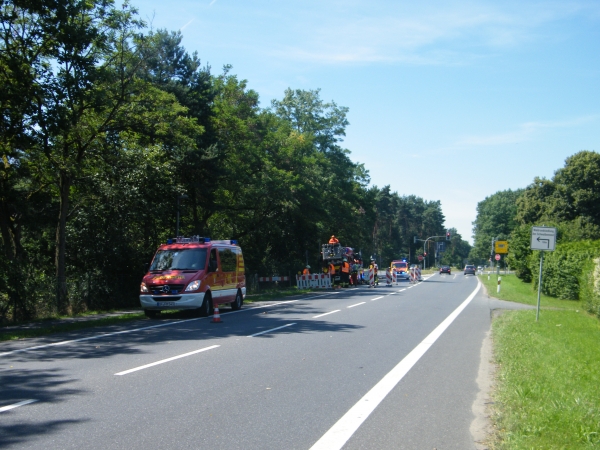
xmin=231 ymin=290 xmax=243 ymax=310
xmin=145 ymin=309 xmax=159 ymax=319
xmin=198 ymin=292 xmax=213 ymax=317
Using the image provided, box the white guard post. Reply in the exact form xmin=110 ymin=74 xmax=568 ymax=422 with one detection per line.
xmin=369 ymin=269 xmax=375 ymax=288
xmin=392 ymin=270 xmax=398 ymax=285
xmin=385 ymin=269 xmax=392 ymax=286
xmin=296 ymin=274 xmax=331 ymax=289
xmin=416 ymin=267 xmax=422 ymax=281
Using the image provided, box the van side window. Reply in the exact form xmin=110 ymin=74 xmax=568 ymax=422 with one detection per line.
xmin=208 ymin=249 xmax=218 ymax=272
xmin=219 ymin=248 xmax=236 ymax=272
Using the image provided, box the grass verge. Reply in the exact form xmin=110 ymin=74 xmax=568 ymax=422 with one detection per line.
xmin=0 ymin=312 xmax=146 ymax=342
xmin=478 ymin=273 xmax=581 ymax=310
xmin=491 ymin=309 xmax=600 ymax=448
xmin=0 ymin=287 xmax=316 ymax=342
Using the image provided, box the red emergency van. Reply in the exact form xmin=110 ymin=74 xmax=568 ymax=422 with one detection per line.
xmin=391 ymin=260 xmax=410 ymax=280
xmin=139 ymin=236 xmax=245 ymax=318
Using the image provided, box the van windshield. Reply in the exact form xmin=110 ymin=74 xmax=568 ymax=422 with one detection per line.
xmin=393 ymin=262 xmax=407 ymax=269
xmin=150 ymin=249 xmax=207 ymax=271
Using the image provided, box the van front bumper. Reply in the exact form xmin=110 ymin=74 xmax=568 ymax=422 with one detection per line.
xmin=140 ymin=292 xmax=206 ymax=311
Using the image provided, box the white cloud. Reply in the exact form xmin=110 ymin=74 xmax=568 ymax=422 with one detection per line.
xmin=456 ymin=115 xmax=599 ymax=146
xmin=269 ymin=1 xmax=600 ymax=66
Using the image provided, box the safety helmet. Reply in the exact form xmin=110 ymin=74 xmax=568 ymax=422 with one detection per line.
xmin=306 ymin=265 xmax=311 ymax=269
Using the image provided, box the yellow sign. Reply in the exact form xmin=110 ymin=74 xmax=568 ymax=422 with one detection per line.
xmin=495 ymin=241 xmax=509 ymax=254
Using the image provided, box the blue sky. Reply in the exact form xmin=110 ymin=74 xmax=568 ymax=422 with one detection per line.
xmin=134 ymin=0 xmax=600 ymax=243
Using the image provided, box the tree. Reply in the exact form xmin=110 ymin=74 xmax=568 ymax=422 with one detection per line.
xmin=470 ymin=189 xmax=523 ymax=263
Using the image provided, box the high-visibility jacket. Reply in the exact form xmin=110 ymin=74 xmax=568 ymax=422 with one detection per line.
xmin=303 ymin=268 xmax=310 ymax=275
xmin=328 ymin=263 xmax=336 ymax=275
xmin=341 ymin=262 xmax=350 ymax=273
xmin=329 ymin=237 xmax=339 ymax=244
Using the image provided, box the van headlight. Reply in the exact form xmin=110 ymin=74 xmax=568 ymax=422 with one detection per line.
xmin=140 ymin=282 xmax=149 ymax=293
xmin=185 ymin=280 xmax=201 ymax=291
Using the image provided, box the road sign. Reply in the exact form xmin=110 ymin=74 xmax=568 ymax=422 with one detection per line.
xmin=495 ymin=254 xmax=501 ymax=261
xmin=417 ymin=255 xmax=423 ymax=261
xmin=437 ymin=241 xmax=446 ymax=253
xmin=530 ymin=226 xmax=557 ymax=251
xmin=494 ymin=240 xmax=508 ymax=254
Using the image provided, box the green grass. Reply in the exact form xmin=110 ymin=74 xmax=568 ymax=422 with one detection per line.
xmin=491 ymin=309 xmax=600 ymax=449
xmin=479 ymin=273 xmax=582 ymax=310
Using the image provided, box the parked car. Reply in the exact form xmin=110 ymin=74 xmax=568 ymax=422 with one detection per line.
xmin=140 ymin=236 xmax=245 ymax=318
xmin=464 ymin=264 xmax=476 ymax=275
xmin=440 ymin=265 xmax=451 ymax=274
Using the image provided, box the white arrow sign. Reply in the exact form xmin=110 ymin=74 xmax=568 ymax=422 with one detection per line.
xmin=530 ymin=226 xmax=557 ymax=251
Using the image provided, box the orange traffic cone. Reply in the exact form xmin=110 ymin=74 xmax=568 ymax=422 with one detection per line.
xmin=211 ymin=306 xmax=222 ymax=323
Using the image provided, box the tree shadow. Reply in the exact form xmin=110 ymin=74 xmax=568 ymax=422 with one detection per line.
xmin=0 ymin=368 xmax=88 ymax=448
xmin=0 ymin=418 xmax=88 ymax=449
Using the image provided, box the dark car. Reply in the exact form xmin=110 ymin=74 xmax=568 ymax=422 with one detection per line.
xmin=440 ymin=265 xmax=451 ymax=274
xmin=464 ymin=264 xmax=476 ymax=275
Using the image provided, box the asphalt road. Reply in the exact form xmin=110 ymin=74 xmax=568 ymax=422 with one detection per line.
xmin=1 ymin=273 xmax=505 ymax=449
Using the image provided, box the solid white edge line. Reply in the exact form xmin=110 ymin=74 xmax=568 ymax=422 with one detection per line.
xmin=309 ymin=280 xmax=482 ymax=450
xmin=0 ymin=399 xmax=38 ymax=413
xmin=347 ymin=302 xmax=366 ymax=308
xmin=115 ymin=345 xmax=219 ymax=376
xmin=0 ymin=300 xmax=300 ymax=358
xmin=371 ymin=296 xmax=384 ymax=301
xmin=248 ymin=323 xmax=296 ymax=337
xmin=313 ymin=310 xmax=341 ymax=319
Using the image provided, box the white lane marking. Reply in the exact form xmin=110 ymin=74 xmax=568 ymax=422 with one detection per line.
xmin=313 ymin=310 xmax=341 ymax=319
xmin=0 ymin=399 xmax=38 ymax=413
xmin=398 ymin=289 xmax=406 ymax=292
xmin=0 ymin=301 xmax=298 ymax=358
xmin=248 ymin=323 xmax=296 ymax=337
xmin=349 ymin=288 xmax=359 ymax=290
xmin=370 ymin=296 xmax=384 ymax=301
xmin=310 ymin=280 xmax=482 ymax=450
xmin=115 ymin=345 xmax=220 ymax=376
xmin=347 ymin=302 xmax=366 ymax=308
xmin=453 ymin=274 xmax=457 ymax=279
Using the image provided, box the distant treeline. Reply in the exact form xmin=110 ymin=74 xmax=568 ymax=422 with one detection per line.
xmin=470 ymin=150 xmax=600 ymax=317
xmin=0 ymin=0 xmax=472 ymax=322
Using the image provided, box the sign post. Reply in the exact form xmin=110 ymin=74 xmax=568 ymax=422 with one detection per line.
xmin=530 ymin=226 xmax=557 ymax=321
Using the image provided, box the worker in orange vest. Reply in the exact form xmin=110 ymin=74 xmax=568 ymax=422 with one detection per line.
xmin=302 ymin=265 xmax=311 ymax=275
xmin=328 ymin=262 xmax=336 ymax=284
xmin=329 ymin=235 xmax=339 ymax=245
xmin=341 ymin=258 xmax=350 ymax=287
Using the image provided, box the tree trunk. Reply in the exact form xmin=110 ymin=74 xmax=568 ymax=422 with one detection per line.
xmin=55 ymin=173 xmax=70 ymax=314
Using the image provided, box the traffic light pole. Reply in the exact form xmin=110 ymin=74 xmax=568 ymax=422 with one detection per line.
xmin=416 ymin=235 xmax=448 ymax=270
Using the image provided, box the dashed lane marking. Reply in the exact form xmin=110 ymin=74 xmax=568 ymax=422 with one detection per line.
xmin=248 ymin=323 xmax=296 ymax=337
xmin=313 ymin=310 xmax=341 ymax=319
xmin=0 ymin=399 xmax=38 ymax=413
xmin=114 ymin=345 xmax=220 ymax=376
xmin=347 ymin=302 xmax=366 ymax=308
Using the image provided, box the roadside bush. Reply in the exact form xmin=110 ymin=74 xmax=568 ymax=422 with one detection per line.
xmin=530 ymin=240 xmax=600 ymax=300
xmin=580 ymin=257 xmax=600 ymax=318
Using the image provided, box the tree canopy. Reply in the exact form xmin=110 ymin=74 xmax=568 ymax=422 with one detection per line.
xmin=0 ymin=0 xmax=451 ymax=322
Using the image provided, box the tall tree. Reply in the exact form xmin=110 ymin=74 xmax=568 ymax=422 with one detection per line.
xmin=470 ymin=189 xmax=523 ymax=262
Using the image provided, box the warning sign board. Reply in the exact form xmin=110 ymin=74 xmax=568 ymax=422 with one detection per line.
xmin=494 ymin=241 xmax=508 ymax=254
